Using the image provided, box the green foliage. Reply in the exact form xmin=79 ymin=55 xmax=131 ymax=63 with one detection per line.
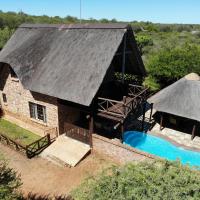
xmin=135 ymin=34 xmax=153 ymax=54
xmin=146 ymin=43 xmax=200 ymax=87
xmin=0 ymin=27 xmax=14 ymax=49
xmin=0 ymin=161 xmax=22 ymax=200
xmin=73 ymin=160 xmax=200 ymax=200
xmin=114 ymin=72 xmax=143 ymax=85
xmin=143 ymin=76 xmax=160 ymax=91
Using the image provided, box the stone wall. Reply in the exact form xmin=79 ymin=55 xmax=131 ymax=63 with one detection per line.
xmin=92 ymin=134 xmax=154 ymax=164
xmin=0 ymin=65 xmax=59 ymax=136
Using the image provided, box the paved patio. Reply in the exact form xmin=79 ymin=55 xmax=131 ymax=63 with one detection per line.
xmin=134 ymin=106 xmax=200 ymax=151
xmin=151 ymin=123 xmax=200 ymax=151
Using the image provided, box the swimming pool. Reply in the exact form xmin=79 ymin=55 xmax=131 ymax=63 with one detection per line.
xmin=123 ymin=131 xmax=200 ymax=167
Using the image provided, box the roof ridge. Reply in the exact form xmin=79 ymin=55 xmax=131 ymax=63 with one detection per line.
xmin=19 ymin=23 xmax=130 ymax=30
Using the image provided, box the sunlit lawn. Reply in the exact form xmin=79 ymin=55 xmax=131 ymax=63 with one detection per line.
xmin=0 ymin=119 xmax=41 ymax=146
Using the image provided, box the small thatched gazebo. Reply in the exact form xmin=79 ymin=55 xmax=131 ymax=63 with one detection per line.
xmin=148 ymin=73 xmax=200 ymax=139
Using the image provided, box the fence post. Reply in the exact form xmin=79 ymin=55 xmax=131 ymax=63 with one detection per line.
xmin=47 ymin=134 xmax=51 ymax=144
xmin=25 ymin=146 xmax=31 ymax=159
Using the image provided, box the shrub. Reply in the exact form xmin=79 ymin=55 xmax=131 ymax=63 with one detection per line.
xmin=0 ymin=160 xmax=22 ymax=200
xmin=135 ymin=34 xmax=153 ymax=55
xmin=72 ymin=160 xmax=200 ymax=200
xmin=146 ymin=43 xmax=200 ymax=88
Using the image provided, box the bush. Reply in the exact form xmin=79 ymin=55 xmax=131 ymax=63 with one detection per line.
xmin=143 ymin=76 xmax=160 ymax=91
xmin=0 ymin=161 xmax=22 ymax=200
xmin=135 ymin=34 xmax=153 ymax=55
xmin=0 ymin=27 xmax=14 ymax=49
xmin=146 ymin=43 xmax=200 ymax=88
xmin=72 ymin=160 xmax=200 ymax=200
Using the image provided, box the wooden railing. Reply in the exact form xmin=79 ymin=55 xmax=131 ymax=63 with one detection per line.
xmin=97 ymin=85 xmax=148 ymax=120
xmin=64 ymin=123 xmax=91 ymax=145
xmin=128 ymin=84 xmax=148 ymax=99
xmin=0 ymin=132 xmax=51 ymax=158
xmin=0 ymin=133 xmax=27 ymax=155
xmin=26 ymin=134 xmax=51 ymax=158
xmin=98 ymin=97 xmax=125 ymax=118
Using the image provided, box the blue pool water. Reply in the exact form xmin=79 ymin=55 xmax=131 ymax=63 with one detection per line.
xmin=123 ymin=131 xmax=200 ymax=167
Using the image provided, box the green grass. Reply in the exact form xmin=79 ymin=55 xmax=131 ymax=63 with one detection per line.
xmin=0 ymin=119 xmax=41 ymax=146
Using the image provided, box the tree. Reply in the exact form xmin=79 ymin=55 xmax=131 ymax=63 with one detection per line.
xmin=146 ymin=43 xmax=200 ymax=89
xmin=73 ymin=160 xmax=200 ymax=200
xmin=135 ymin=34 xmax=153 ymax=55
xmin=0 ymin=161 xmax=22 ymax=200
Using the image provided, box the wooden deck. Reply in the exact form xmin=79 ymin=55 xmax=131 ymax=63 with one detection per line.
xmin=97 ymin=85 xmax=148 ymax=123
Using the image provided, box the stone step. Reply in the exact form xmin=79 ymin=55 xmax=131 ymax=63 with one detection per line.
xmin=40 ymin=135 xmax=91 ymax=167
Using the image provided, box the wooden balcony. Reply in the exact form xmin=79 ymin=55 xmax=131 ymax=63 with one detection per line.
xmin=97 ymin=84 xmax=148 ymax=123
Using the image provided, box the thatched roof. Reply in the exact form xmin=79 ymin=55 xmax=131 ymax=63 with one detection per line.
xmin=148 ymin=73 xmax=200 ymax=122
xmin=0 ymin=23 xmax=145 ymax=106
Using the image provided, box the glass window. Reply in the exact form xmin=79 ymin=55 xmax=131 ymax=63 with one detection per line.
xmin=29 ymin=102 xmax=46 ymax=122
xmin=2 ymin=93 xmax=7 ymax=103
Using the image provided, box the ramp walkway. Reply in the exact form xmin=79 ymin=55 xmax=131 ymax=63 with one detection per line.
xmin=41 ymin=134 xmax=91 ymax=167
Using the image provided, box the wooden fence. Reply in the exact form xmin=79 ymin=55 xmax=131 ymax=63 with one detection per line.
xmin=0 ymin=133 xmax=27 ymax=155
xmin=64 ymin=123 xmax=91 ymax=145
xmin=0 ymin=132 xmax=51 ymax=158
xmin=26 ymin=134 xmax=51 ymax=158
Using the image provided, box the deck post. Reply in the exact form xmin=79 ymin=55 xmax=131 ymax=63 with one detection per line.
xmin=149 ymin=103 xmax=153 ymax=122
xmin=141 ymin=102 xmax=146 ymax=132
xmin=120 ymin=123 xmax=124 ymax=142
xmin=89 ymin=116 xmax=94 ymax=148
xmin=122 ymin=33 xmax=127 ymax=83
xmin=191 ymin=123 xmax=196 ymax=140
xmin=160 ymin=114 xmax=164 ymax=131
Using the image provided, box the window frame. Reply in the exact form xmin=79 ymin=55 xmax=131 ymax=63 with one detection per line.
xmin=29 ymin=102 xmax=47 ymax=123
xmin=2 ymin=93 xmax=7 ymax=103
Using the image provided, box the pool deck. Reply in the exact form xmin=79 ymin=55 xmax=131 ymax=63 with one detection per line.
xmin=150 ymin=123 xmax=200 ymax=152
xmin=133 ymin=107 xmax=200 ymax=153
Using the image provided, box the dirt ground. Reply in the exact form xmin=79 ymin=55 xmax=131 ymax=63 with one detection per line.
xmin=0 ymin=143 xmax=118 ymax=197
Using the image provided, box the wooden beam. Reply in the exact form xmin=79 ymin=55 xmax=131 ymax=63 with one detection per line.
xmin=160 ymin=114 xmax=163 ymax=131
xmin=191 ymin=123 xmax=196 ymax=140
xmin=89 ymin=116 xmax=94 ymax=148
xmin=115 ymin=51 xmax=132 ymax=56
xmin=122 ymin=33 xmax=127 ymax=83
xmin=121 ymin=123 xmax=124 ymax=142
xmin=141 ymin=102 xmax=146 ymax=132
xmin=149 ymin=103 xmax=153 ymax=122
xmin=114 ymin=122 xmax=121 ymax=130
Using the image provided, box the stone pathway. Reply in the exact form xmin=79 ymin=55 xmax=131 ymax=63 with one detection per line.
xmin=151 ymin=123 xmax=200 ymax=151
xmin=134 ymin=106 xmax=200 ymax=151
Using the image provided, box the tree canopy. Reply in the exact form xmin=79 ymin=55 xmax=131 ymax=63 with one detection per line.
xmin=73 ymin=160 xmax=200 ymax=200
xmin=0 ymin=160 xmax=22 ymax=200
xmin=145 ymin=43 xmax=200 ymax=89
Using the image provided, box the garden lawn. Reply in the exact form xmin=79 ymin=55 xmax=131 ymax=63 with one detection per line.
xmin=0 ymin=119 xmax=41 ymax=146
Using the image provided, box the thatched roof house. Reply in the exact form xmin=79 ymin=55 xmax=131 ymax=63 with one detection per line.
xmin=148 ymin=73 xmax=200 ymax=122
xmin=148 ymin=73 xmax=200 ymax=139
xmin=0 ymin=23 xmax=145 ymax=106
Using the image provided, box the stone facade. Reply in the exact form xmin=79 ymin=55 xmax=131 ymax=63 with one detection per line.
xmin=0 ymin=65 xmax=59 ymax=136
